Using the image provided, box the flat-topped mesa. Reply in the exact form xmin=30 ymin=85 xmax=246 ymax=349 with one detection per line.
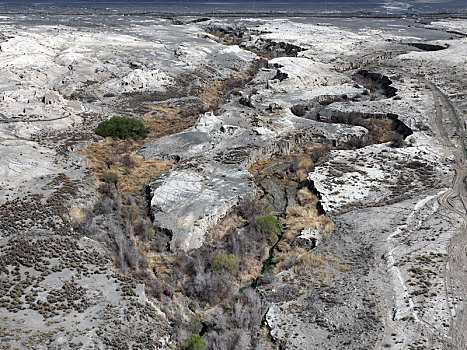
xmin=147 ymin=161 xmax=252 ymax=251
xmin=307 ymin=143 xmax=448 ymax=215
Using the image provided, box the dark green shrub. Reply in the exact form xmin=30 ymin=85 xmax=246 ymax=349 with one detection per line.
xmin=95 ymin=116 xmax=147 ymax=140
xmin=102 ymin=171 xmax=118 ymax=184
xmin=211 ymin=253 xmax=240 ymax=274
xmin=256 ymin=215 xmax=282 ymax=236
xmin=183 ymin=334 xmax=207 ymax=350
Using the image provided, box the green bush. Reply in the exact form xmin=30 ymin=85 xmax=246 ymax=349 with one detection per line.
xmin=211 ymin=253 xmax=240 ymax=274
xmin=183 ymin=334 xmax=207 ymax=350
xmin=256 ymin=215 xmax=282 ymax=236
xmin=95 ymin=116 xmax=147 ymax=140
xmin=102 ymin=171 xmax=118 ymax=184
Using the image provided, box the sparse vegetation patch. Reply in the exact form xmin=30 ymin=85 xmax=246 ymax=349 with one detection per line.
xmin=211 ymin=253 xmax=241 ymax=274
xmin=183 ymin=334 xmax=207 ymax=350
xmin=256 ymin=215 xmax=282 ymax=236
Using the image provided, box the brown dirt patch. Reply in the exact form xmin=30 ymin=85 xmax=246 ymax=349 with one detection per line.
xmin=142 ymin=104 xmax=198 ymax=139
xmin=78 ymin=139 xmax=173 ymax=193
xmin=248 ymin=155 xmax=295 ymax=175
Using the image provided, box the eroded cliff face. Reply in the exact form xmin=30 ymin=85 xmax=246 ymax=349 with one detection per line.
xmin=1 ymin=14 xmax=466 ymax=350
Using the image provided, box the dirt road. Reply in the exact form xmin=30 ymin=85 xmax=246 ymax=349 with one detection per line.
xmin=377 ymin=64 xmax=467 ymax=350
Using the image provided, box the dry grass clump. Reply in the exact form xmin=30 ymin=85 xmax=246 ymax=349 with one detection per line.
xmin=296 ymin=187 xmax=317 ymax=205
xmin=273 ymin=246 xmax=307 ymax=272
xmin=304 ymin=144 xmax=332 ymax=161
xmin=248 ymin=155 xmax=294 ymax=175
xmin=248 ymin=158 xmax=274 ymax=175
xmin=285 ymin=188 xmax=335 ymax=236
xmin=78 ymin=139 xmax=173 ymax=193
xmin=206 ymin=214 xmax=244 ymax=242
xmin=117 ymin=157 xmax=173 ymax=193
xmin=68 ymin=207 xmax=88 ymax=223
xmin=202 ymin=71 xmax=255 ymax=112
xmin=201 ymin=80 xmax=226 ymax=111
xmin=273 ymin=246 xmax=326 ymax=274
xmin=274 ymin=244 xmax=349 ymax=285
xmin=146 ymin=253 xmax=172 ymax=278
xmin=142 ymin=104 xmax=198 ymax=139
xmin=295 ymin=157 xmax=314 ymax=182
xmin=285 ymin=205 xmax=335 ymax=236
xmin=273 ymin=187 xmax=336 ymax=275
xmin=294 ymin=252 xmax=326 ymax=273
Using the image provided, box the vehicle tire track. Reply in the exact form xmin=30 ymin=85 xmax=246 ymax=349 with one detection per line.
xmin=374 ymin=64 xmax=467 ymax=349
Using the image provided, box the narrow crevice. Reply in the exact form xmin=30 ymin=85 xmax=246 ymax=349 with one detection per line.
xmin=199 ymin=322 xmax=209 ymax=337
xmin=354 ymin=69 xmax=397 ymax=98
xmin=262 ymin=308 xmax=285 ymax=350
xmin=261 ymin=230 xmax=285 ymax=275
xmin=144 ymin=183 xmax=153 ymax=218
xmin=405 ymin=42 xmax=448 ymax=51
xmin=307 ymin=179 xmax=326 ymax=216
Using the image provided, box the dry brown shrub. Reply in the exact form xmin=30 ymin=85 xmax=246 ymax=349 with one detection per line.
xmin=355 ymin=118 xmax=394 ymax=144
xmin=206 ymin=214 xmax=244 ymax=242
xmin=304 ymin=143 xmax=332 ymax=160
xmin=248 ymin=155 xmax=294 ymax=175
xmin=239 ymin=256 xmax=263 ymax=285
xmin=147 ymin=254 xmax=172 ymax=278
xmin=296 ymin=187 xmax=318 ymax=206
xmin=142 ymin=104 xmax=198 ymax=139
xmin=273 ymin=246 xmax=307 ymax=273
xmin=284 ymin=188 xmax=335 ymax=235
xmin=295 ymin=157 xmax=314 ymax=182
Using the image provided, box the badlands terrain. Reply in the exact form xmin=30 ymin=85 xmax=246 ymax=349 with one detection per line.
xmin=0 ymin=13 xmax=466 ymax=350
